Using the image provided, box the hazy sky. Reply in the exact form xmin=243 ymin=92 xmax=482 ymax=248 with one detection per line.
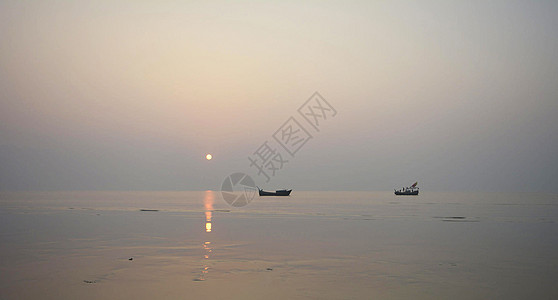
xmin=1 ymin=0 xmax=557 ymax=192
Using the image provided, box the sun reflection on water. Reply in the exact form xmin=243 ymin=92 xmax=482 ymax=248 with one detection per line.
xmin=204 ymin=190 xmax=214 ymax=233
xmin=196 ymin=191 xmax=215 ymax=281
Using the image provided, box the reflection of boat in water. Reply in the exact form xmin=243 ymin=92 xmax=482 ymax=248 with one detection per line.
xmin=395 ymin=182 xmax=419 ymax=195
xmin=258 ymin=187 xmax=292 ymax=196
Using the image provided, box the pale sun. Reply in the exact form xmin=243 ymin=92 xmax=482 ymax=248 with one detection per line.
xmin=206 ymin=154 xmax=212 ymax=160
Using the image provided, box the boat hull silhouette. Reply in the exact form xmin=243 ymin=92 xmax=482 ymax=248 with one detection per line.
xmin=258 ymin=188 xmax=292 ymax=196
xmin=394 ymin=190 xmax=419 ymax=195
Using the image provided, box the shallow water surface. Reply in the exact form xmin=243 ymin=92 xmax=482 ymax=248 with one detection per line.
xmin=1 ymin=191 xmax=557 ymax=299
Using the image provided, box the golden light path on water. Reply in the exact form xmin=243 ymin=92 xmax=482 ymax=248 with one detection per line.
xmin=197 ymin=190 xmax=215 ymax=281
xmin=204 ymin=190 xmax=213 ymax=233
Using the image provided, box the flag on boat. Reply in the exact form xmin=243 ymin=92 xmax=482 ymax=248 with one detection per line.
xmin=411 ymin=182 xmax=418 ymax=188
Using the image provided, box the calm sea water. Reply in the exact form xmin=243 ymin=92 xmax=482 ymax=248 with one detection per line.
xmin=1 ymin=191 xmax=557 ymax=299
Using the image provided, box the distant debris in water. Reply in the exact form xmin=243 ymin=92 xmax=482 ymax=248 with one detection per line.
xmin=140 ymin=209 xmax=159 ymax=212
xmin=129 ymin=257 xmax=133 ymax=261
xmin=83 ymin=280 xmax=97 ymax=284
xmin=434 ymin=216 xmax=480 ymax=222
xmin=442 ymin=216 xmax=479 ymax=222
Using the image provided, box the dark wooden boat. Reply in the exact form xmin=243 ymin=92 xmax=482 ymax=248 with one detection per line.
xmin=394 ymin=182 xmax=419 ymax=196
xmin=258 ymin=187 xmax=292 ymax=196
xmin=394 ymin=189 xmax=419 ymax=195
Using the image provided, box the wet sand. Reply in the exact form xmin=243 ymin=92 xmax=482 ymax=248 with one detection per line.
xmin=1 ymin=191 xmax=557 ymax=299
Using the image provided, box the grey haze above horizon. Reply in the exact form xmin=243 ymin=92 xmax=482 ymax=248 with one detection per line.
xmin=1 ymin=1 xmax=557 ymax=192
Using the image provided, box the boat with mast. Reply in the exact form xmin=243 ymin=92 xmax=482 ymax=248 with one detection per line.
xmin=394 ymin=182 xmax=419 ymax=195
